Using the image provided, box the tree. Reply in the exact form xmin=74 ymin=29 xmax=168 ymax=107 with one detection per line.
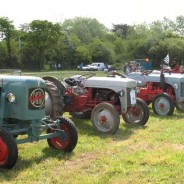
xmin=112 ymin=24 xmax=131 ymax=39
xmin=175 ymin=15 xmax=184 ymax=36
xmin=61 ymin=17 xmax=108 ymax=44
xmin=0 ymin=17 xmax=17 ymax=67
xmin=20 ymin=20 xmax=62 ymax=70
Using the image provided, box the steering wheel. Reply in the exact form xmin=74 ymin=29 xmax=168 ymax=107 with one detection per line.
xmin=78 ymin=72 xmax=95 ymax=80
xmin=141 ymin=70 xmax=152 ymax=75
xmin=64 ymin=78 xmax=77 ymax=86
xmin=110 ymin=71 xmax=127 ymax=78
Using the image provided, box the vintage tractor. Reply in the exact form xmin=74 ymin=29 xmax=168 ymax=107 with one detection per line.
xmin=112 ymin=69 xmax=184 ymax=116
xmin=43 ymin=73 xmax=150 ymax=134
xmin=0 ymin=75 xmax=78 ymax=169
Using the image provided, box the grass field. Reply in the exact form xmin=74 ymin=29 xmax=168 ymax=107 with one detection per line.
xmin=0 ymin=70 xmax=184 ymax=184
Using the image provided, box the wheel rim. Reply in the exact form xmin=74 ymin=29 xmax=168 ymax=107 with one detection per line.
xmin=154 ymin=97 xmax=170 ymax=115
xmin=45 ymin=92 xmax=53 ymax=116
xmin=50 ymin=124 xmax=70 ymax=149
xmin=125 ymin=104 xmax=144 ymax=124
xmin=0 ymin=138 xmax=8 ymax=165
xmin=93 ymin=108 xmax=114 ymax=131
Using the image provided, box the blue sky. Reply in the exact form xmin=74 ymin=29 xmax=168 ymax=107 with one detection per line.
xmin=1 ymin=0 xmax=184 ymax=29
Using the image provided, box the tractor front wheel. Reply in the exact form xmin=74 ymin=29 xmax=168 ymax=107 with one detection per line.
xmin=0 ymin=128 xmax=18 ymax=169
xmin=122 ymin=98 xmax=149 ymax=125
xmin=176 ymin=101 xmax=184 ymax=112
xmin=47 ymin=117 xmax=78 ymax=152
xmin=91 ymin=102 xmax=120 ymax=134
xmin=152 ymin=93 xmax=175 ymax=115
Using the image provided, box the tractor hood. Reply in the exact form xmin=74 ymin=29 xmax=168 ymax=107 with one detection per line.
xmin=0 ymin=75 xmax=45 ymax=120
xmin=83 ymin=77 xmax=137 ymax=90
xmin=0 ymin=75 xmax=45 ymax=88
xmin=128 ymin=72 xmax=184 ymax=85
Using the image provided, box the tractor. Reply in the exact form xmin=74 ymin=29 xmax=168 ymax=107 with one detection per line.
xmin=0 ymin=75 xmax=78 ymax=169
xmin=111 ymin=69 xmax=184 ymax=116
xmin=43 ymin=73 xmax=150 ymax=134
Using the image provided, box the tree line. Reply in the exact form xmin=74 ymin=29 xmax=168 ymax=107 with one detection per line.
xmin=0 ymin=16 xmax=184 ymax=71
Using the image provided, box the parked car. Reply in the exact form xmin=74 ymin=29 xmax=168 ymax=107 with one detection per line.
xmin=77 ymin=64 xmax=90 ymax=71
xmin=107 ymin=65 xmax=120 ymax=71
xmin=88 ymin=63 xmax=105 ymax=71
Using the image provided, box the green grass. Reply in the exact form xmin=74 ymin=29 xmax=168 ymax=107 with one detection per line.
xmin=0 ymin=70 xmax=184 ymax=184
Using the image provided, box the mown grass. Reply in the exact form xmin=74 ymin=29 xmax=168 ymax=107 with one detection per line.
xmin=0 ymin=70 xmax=184 ymax=184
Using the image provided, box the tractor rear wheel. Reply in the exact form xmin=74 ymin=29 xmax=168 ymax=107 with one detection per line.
xmin=91 ymin=102 xmax=120 ymax=134
xmin=47 ymin=117 xmax=78 ymax=152
xmin=176 ymin=101 xmax=184 ymax=112
xmin=0 ymin=128 xmax=18 ymax=169
xmin=122 ymin=98 xmax=149 ymax=125
xmin=152 ymin=93 xmax=175 ymax=115
xmin=45 ymin=80 xmax=64 ymax=119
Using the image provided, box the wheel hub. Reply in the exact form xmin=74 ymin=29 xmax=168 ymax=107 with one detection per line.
xmin=159 ymin=103 xmax=165 ymax=109
xmin=132 ymin=106 xmax=141 ymax=116
xmin=100 ymin=115 xmax=107 ymax=125
xmin=0 ymin=138 xmax=8 ymax=164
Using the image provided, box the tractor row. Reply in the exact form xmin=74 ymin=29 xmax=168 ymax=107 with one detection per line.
xmin=2 ymin=65 xmax=183 ymax=169
xmin=0 ymin=72 xmax=151 ymax=169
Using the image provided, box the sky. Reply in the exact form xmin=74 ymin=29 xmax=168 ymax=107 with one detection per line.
xmin=1 ymin=0 xmax=184 ymax=29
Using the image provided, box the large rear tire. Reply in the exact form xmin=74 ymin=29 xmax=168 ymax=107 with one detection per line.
xmin=45 ymin=80 xmax=64 ymax=119
xmin=91 ymin=102 xmax=120 ymax=134
xmin=152 ymin=93 xmax=175 ymax=115
xmin=122 ymin=98 xmax=149 ymax=125
xmin=0 ymin=128 xmax=18 ymax=169
xmin=47 ymin=117 xmax=78 ymax=152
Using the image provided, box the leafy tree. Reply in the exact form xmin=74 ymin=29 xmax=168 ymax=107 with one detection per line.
xmin=0 ymin=17 xmax=18 ymax=67
xmin=175 ymin=15 xmax=184 ymax=36
xmin=112 ymin=24 xmax=131 ymax=39
xmin=20 ymin=20 xmax=62 ymax=70
xmin=61 ymin=17 xmax=108 ymax=44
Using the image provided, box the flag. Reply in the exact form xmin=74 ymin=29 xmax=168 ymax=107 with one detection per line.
xmin=164 ymin=53 xmax=169 ymax=65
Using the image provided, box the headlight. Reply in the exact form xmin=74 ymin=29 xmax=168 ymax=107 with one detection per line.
xmin=117 ymin=89 xmax=124 ymax=97
xmin=6 ymin=93 xmax=16 ymax=103
xmin=174 ymin=84 xmax=179 ymax=89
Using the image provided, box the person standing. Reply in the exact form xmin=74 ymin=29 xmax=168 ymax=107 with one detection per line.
xmin=124 ymin=63 xmax=128 ymax=74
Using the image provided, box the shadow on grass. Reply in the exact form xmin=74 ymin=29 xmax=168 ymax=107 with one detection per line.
xmin=70 ymin=116 xmax=148 ymax=141
xmin=0 ymin=147 xmax=75 ymax=181
xmin=149 ymin=109 xmax=184 ymax=120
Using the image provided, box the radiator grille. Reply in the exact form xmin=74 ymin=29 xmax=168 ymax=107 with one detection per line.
xmin=127 ymin=88 xmax=131 ymax=106
xmin=180 ymin=82 xmax=184 ymax=97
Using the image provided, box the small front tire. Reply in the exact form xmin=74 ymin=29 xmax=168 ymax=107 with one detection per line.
xmin=122 ymin=98 xmax=149 ymax=125
xmin=47 ymin=117 xmax=78 ymax=152
xmin=152 ymin=93 xmax=175 ymax=115
xmin=91 ymin=102 xmax=120 ymax=134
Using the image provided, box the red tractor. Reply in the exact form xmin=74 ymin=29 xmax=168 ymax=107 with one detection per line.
xmin=112 ymin=69 xmax=184 ymax=116
xmin=43 ymin=73 xmax=150 ymax=134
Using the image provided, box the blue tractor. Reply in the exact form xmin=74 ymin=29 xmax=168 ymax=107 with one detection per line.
xmin=0 ymin=75 xmax=78 ymax=169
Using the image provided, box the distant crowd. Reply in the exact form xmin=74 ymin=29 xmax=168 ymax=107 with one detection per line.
xmin=124 ymin=62 xmax=141 ymax=75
